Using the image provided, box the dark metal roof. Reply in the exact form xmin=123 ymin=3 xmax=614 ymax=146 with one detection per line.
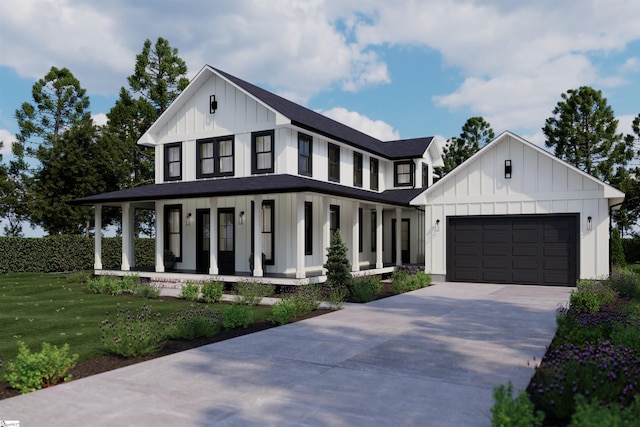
xmin=211 ymin=67 xmax=433 ymax=160
xmin=73 ymin=174 xmax=425 ymax=207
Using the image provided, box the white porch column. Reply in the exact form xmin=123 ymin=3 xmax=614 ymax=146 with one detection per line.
xmin=155 ymin=201 xmax=165 ymax=273
xmin=395 ymin=207 xmax=402 ymax=266
xmin=253 ymin=196 xmax=263 ymax=277
xmin=351 ymin=203 xmax=360 ymax=272
xmin=209 ymin=198 xmax=218 ymax=275
xmin=121 ymin=202 xmax=133 ymax=271
xmin=295 ymin=194 xmax=306 ymax=279
xmin=94 ymin=204 xmax=102 ymax=270
xmin=322 ymin=197 xmax=330 ymax=274
xmin=376 ymin=205 xmax=383 ymax=269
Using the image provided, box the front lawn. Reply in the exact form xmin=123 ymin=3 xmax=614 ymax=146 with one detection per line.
xmin=0 ymin=273 xmax=272 ymax=378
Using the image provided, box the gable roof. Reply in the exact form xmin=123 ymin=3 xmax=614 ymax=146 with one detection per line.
xmin=73 ymin=174 xmax=425 ymax=207
xmin=141 ymin=65 xmax=433 ymax=160
xmin=410 ymin=130 xmax=625 ymax=207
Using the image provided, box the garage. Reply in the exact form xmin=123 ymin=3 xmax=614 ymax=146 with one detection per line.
xmin=446 ymin=214 xmax=578 ymax=286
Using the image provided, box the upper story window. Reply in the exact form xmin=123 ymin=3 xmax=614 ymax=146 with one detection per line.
xmin=164 ymin=143 xmax=182 ymax=181
xmin=353 ymin=152 xmax=363 ymax=187
xmin=298 ymin=133 xmax=312 ymax=176
xmin=197 ymin=136 xmax=234 ymax=178
xmin=252 ymin=130 xmax=274 ymax=174
xmin=422 ymin=164 xmax=429 ymax=188
xmin=370 ymin=158 xmax=379 ymax=190
xmin=328 ymin=143 xmax=340 ymax=182
xmin=394 ymin=161 xmax=414 ymax=187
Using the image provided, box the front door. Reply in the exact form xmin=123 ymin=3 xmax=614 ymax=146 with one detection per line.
xmin=392 ymin=218 xmax=410 ymax=264
xmin=196 ymin=209 xmax=210 ymax=272
xmin=218 ymin=208 xmax=235 ymax=274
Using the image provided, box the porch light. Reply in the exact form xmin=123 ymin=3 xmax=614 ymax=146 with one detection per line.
xmin=186 ymin=212 xmax=192 ymax=226
xmin=504 ymin=160 xmax=512 ymax=179
xmin=209 ymin=95 xmax=218 ymax=114
xmin=435 ymin=219 xmax=440 ymax=232
xmin=587 ymin=216 xmax=592 ymax=230
xmin=239 ymin=211 xmax=245 ymax=225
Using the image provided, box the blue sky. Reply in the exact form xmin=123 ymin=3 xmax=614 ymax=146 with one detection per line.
xmin=1 ymin=0 xmax=640 ymax=236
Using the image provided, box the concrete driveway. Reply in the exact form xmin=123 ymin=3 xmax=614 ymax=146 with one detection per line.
xmin=0 ymin=282 xmax=570 ymax=426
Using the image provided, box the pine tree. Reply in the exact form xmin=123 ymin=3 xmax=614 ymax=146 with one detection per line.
xmin=324 ymin=230 xmax=352 ymax=290
xmin=437 ymin=116 xmax=494 ymax=177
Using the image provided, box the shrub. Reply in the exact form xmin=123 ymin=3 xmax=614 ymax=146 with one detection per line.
xmin=611 ymin=320 xmax=640 ymax=352
xmin=611 ymin=228 xmax=626 ymax=267
xmin=569 ymin=395 xmax=640 ymax=427
xmin=235 ymin=281 xmax=274 ymax=306
xmin=131 ymin=283 xmax=160 ymax=299
xmin=555 ymin=306 xmax=629 ymax=346
xmin=222 ymin=304 xmax=254 ymax=329
xmin=570 ymin=280 xmax=617 ymax=313
xmin=529 ymin=340 xmax=640 ymax=423
xmin=607 ymin=268 xmax=639 ymax=300
xmin=180 ymin=283 xmax=201 ymax=301
xmin=350 ymin=276 xmax=382 ymax=303
xmin=491 ymin=382 xmax=543 ymax=427
xmin=87 ymin=276 xmax=127 ymax=295
xmin=269 ymin=299 xmax=298 ymax=325
xmin=410 ymin=271 xmax=432 ymax=289
xmin=100 ymin=305 xmax=165 ymax=358
xmin=391 ymin=270 xmax=431 ymax=294
xmin=165 ymin=305 xmax=222 ymax=340
xmin=201 ymin=280 xmax=224 ymax=303
xmin=4 ymin=341 xmax=79 ymax=394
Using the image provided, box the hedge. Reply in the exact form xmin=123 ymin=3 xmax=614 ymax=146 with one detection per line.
xmin=623 ymin=238 xmax=640 ymax=264
xmin=0 ymin=236 xmax=155 ymax=273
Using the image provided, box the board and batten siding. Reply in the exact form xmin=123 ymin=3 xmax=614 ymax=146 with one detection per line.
xmin=422 ymin=134 xmax=612 ymax=281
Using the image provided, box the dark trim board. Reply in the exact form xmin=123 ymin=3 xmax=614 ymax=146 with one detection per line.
xmin=446 ymin=214 xmax=579 ymax=286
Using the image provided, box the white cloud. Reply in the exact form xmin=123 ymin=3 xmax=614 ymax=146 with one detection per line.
xmin=618 ymin=114 xmax=639 ymax=137
xmin=0 ymin=128 xmax=15 ymax=154
xmin=621 ymin=58 xmax=640 ymax=74
xmin=92 ymin=113 xmax=108 ymax=127
xmin=320 ymin=107 xmax=399 ymax=141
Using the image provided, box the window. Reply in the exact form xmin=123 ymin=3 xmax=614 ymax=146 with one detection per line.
xmin=394 ymin=161 xmax=414 ymax=187
xmin=328 ymin=143 xmax=340 ymax=182
xmin=252 ymin=130 xmax=274 ymax=174
xmin=371 ymin=210 xmax=377 ymax=252
xmin=304 ymin=202 xmax=313 ymax=255
xmin=329 ymin=205 xmax=340 ymax=237
xmin=164 ymin=143 xmax=182 ymax=181
xmin=262 ymin=200 xmax=275 ymax=265
xmin=164 ymin=205 xmax=182 ymax=261
xmin=370 ymin=158 xmax=379 ymax=190
xmin=197 ymin=136 xmax=234 ymax=178
xmin=422 ymin=164 xmax=429 ymax=188
xmin=353 ymin=152 xmax=363 ymax=187
xmin=298 ymin=133 xmax=312 ymax=176
xmin=359 ymin=208 xmax=363 ymax=252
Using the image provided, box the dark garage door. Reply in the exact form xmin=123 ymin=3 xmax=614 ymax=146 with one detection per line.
xmin=446 ymin=214 xmax=578 ymax=286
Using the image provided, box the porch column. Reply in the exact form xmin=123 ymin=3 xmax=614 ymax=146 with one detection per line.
xmin=253 ymin=195 xmax=263 ymax=277
xmin=94 ymin=204 xmax=102 ymax=270
xmin=155 ymin=201 xmax=165 ymax=273
xmin=121 ymin=202 xmax=134 ymax=271
xmin=351 ymin=203 xmax=360 ymax=272
xmin=322 ymin=197 xmax=330 ymax=274
xmin=209 ymin=198 xmax=218 ymax=275
xmin=395 ymin=207 xmax=402 ymax=266
xmin=376 ymin=205 xmax=383 ymax=269
xmin=295 ymin=194 xmax=306 ymax=278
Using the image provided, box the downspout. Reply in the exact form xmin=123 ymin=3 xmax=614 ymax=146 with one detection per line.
xmin=609 ymin=201 xmax=624 ymax=273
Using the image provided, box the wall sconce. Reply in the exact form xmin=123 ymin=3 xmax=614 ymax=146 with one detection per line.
xmin=435 ymin=219 xmax=440 ymax=232
xmin=587 ymin=216 xmax=592 ymax=231
xmin=209 ymin=95 xmax=218 ymax=114
xmin=186 ymin=212 xmax=192 ymax=226
xmin=239 ymin=211 xmax=245 ymax=225
xmin=504 ymin=160 xmax=512 ymax=179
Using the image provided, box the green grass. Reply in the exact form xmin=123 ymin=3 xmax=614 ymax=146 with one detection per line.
xmin=0 ymin=273 xmax=271 ymax=375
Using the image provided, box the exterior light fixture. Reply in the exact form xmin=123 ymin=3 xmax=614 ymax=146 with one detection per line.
xmin=239 ymin=211 xmax=245 ymax=225
xmin=435 ymin=219 xmax=440 ymax=232
xmin=209 ymin=95 xmax=218 ymax=114
xmin=504 ymin=160 xmax=512 ymax=179
xmin=587 ymin=216 xmax=592 ymax=230
xmin=186 ymin=212 xmax=192 ymax=226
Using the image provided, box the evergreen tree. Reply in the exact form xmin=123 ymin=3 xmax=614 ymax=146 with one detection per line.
xmin=437 ymin=116 xmax=494 ymax=177
xmin=611 ymin=228 xmax=626 ymax=267
xmin=324 ymin=230 xmax=352 ymax=291
xmin=543 ymin=86 xmax=633 ymax=183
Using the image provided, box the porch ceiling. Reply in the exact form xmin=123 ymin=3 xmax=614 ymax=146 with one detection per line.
xmin=72 ymin=174 xmax=425 ymax=207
